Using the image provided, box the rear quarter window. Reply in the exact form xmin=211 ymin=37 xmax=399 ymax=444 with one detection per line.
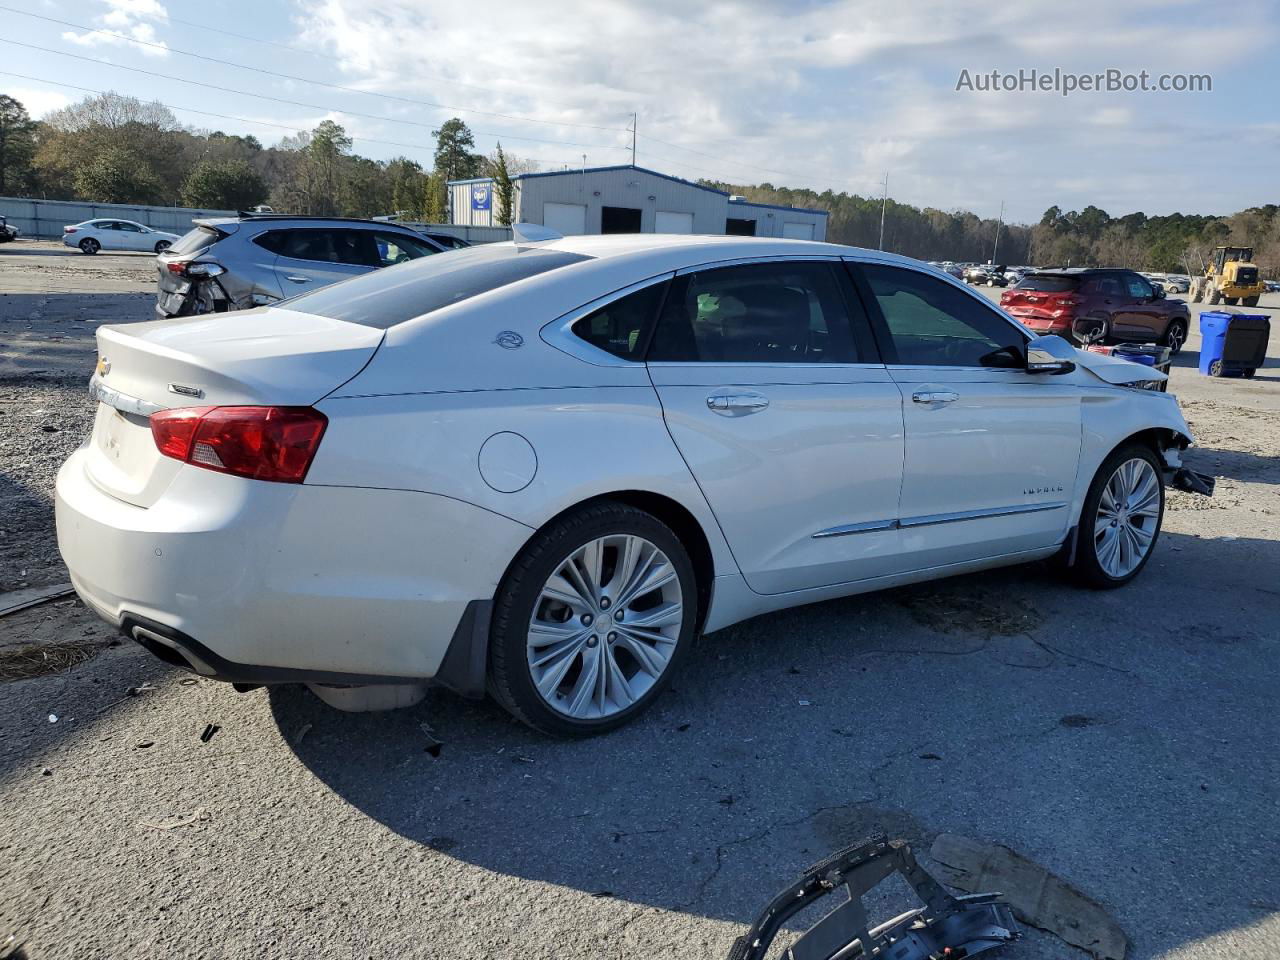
xmin=282 ymin=244 xmax=593 ymax=328
xmin=1015 ymin=275 xmax=1080 ymax=293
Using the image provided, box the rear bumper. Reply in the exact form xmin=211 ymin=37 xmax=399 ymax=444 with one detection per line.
xmin=55 ymin=447 xmax=533 ymax=687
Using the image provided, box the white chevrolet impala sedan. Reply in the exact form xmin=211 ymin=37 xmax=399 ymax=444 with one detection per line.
xmin=56 ymin=231 xmax=1203 ymax=735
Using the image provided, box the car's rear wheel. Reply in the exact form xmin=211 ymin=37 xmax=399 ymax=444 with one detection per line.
xmin=79 ymin=237 xmax=100 ymax=255
xmin=1072 ymin=445 xmax=1164 ymax=589
xmin=1224 ymin=296 xmax=1238 ymax=305
xmin=154 ymin=240 xmax=171 ymax=253
xmin=1243 ymin=295 xmax=1260 ymax=307
xmin=1162 ymin=319 xmax=1187 ymax=355
xmin=488 ymin=502 xmax=697 ymax=736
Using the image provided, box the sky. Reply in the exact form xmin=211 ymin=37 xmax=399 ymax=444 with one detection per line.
xmin=2 ymin=0 xmax=1279 ymax=224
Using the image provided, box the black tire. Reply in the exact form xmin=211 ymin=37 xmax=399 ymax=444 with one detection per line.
xmin=1245 ymin=368 xmax=1256 ymax=378
xmin=1072 ymin=444 xmax=1165 ymax=589
xmin=1243 ymin=295 xmax=1260 ymax=307
xmin=154 ymin=240 xmax=171 ymax=253
xmin=79 ymin=237 xmax=100 ymax=255
xmin=1224 ymin=296 xmax=1238 ymax=306
xmin=1161 ymin=318 xmax=1187 ymax=355
xmin=488 ymin=501 xmax=698 ymax=737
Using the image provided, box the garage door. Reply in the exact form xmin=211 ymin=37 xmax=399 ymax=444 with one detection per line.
xmin=781 ymin=222 xmax=815 ymax=240
xmin=543 ymin=202 xmax=587 ymax=236
xmin=655 ymin=211 xmax=694 ymax=234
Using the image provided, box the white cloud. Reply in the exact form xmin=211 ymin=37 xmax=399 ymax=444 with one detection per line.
xmin=4 ymin=87 xmax=72 ymax=118
xmin=62 ymin=0 xmax=170 ymax=58
xmin=292 ymin=0 xmax=1280 ymax=220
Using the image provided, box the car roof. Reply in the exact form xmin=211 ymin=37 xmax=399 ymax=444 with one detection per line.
xmin=194 ymin=215 xmax=425 ymax=230
xmin=531 ymin=232 xmax=923 ymax=270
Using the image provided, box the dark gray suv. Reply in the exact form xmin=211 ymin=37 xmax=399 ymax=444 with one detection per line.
xmin=155 ymin=215 xmax=446 ymax=319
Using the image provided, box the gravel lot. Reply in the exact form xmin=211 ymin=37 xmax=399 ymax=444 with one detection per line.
xmin=1 ymin=239 xmax=1278 ymax=960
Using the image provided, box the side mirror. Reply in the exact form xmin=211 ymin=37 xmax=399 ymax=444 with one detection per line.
xmin=1151 ymin=285 xmax=1165 ymax=300
xmin=1026 ymin=335 xmax=1076 ymax=375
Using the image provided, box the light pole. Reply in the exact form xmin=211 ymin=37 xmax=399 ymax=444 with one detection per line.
xmin=991 ymin=200 xmax=1004 ymax=264
xmin=878 ymin=172 xmax=889 ymax=250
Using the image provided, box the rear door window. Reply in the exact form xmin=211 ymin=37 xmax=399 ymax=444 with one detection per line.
xmin=647 ymin=261 xmax=861 ymax=363
xmin=284 ymin=244 xmax=593 ymax=328
xmin=275 ymin=229 xmax=344 ymax=264
xmin=372 ymin=231 xmax=439 ymax=266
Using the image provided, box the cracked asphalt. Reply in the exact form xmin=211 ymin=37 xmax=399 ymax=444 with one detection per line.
xmin=2 ymin=242 xmax=1279 ymax=959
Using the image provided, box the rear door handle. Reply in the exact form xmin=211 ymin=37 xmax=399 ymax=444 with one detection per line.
xmin=912 ymin=390 xmax=959 ymax=404
xmin=706 ymin=393 xmax=770 ymax=415
xmin=284 ymin=275 xmax=311 ymax=283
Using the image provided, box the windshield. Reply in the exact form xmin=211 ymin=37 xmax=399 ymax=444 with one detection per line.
xmin=283 ymin=243 xmax=593 ymax=328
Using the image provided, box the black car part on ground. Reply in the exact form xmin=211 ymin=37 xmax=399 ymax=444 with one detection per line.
xmin=1172 ymin=468 xmax=1215 ymax=497
xmin=727 ymin=834 xmax=1019 ymax=960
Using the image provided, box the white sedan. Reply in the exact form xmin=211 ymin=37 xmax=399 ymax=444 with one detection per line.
xmin=63 ymin=218 xmax=181 ymax=255
xmin=56 ymin=230 xmax=1206 ymax=736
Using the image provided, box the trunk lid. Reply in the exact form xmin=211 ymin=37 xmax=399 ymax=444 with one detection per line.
xmin=1001 ymin=274 xmax=1082 ymax=323
xmin=86 ymin=307 xmax=382 ymax=507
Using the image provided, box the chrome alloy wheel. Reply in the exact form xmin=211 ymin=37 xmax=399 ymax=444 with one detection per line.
xmin=1166 ymin=323 xmax=1185 ymax=354
xmin=527 ymin=534 xmax=684 ymax=720
xmin=1094 ymin=458 xmax=1161 ymax=579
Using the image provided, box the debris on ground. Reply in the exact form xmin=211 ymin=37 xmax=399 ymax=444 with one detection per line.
xmin=420 ymin=722 xmax=443 ymax=758
xmin=46 ymin=713 xmax=57 ymax=723
xmin=126 ymin=684 xmax=156 ymax=697
xmin=731 ymin=833 xmax=1019 ymax=960
xmin=0 ymin=583 xmax=75 ymax=618
xmin=135 ymin=739 xmax=154 ymax=749
xmin=199 ymin=723 xmax=220 ymax=744
xmin=1 ymin=630 xmax=107 ymax=682
xmin=293 ymin=722 xmax=312 ymax=745
xmin=139 ymin=807 xmax=210 ymax=831
xmin=930 ymin=833 xmax=1128 ymax=960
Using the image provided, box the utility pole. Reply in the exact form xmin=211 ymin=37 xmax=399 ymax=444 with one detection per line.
xmin=630 ymin=112 xmax=637 ymax=167
xmin=991 ymin=200 xmax=1005 ymax=263
xmin=878 ymin=172 xmax=889 ymax=250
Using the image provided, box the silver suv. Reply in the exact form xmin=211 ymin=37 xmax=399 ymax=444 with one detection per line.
xmin=154 ymin=215 xmax=445 ymax=319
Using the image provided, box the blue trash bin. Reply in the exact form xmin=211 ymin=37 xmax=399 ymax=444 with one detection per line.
xmin=1198 ymin=310 xmax=1271 ymax=377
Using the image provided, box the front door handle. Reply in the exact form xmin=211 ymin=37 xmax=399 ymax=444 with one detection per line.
xmin=284 ymin=275 xmax=311 ymax=283
xmin=912 ymin=390 xmax=959 ymax=404
xmin=706 ymin=393 xmax=770 ymax=415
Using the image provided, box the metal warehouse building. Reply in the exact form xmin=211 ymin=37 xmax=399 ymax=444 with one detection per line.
xmin=448 ymin=165 xmax=827 ymax=241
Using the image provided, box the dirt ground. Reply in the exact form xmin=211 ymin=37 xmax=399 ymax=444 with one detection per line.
xmin=1 ymin=239 xmax=1278 ymax=960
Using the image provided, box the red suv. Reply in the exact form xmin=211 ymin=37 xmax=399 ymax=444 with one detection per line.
xmin=1000 ymin=269 xmax=1191 ymax=354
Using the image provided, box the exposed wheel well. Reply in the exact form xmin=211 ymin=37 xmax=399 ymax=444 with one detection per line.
xmin=1112 ymin=427 xmax=1189 ymax=467
xmin=524 ymin=491 xmax=715 ymax=634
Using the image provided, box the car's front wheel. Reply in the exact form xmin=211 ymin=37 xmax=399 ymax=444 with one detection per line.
xmin=488 ymin=502 xmax=697 ymax=736
xmin=154 ymin=240 xmax=171 ymax=253
xmin=1072 ymin=445 xmax=1164 ymax=588
xmin=79 ymin=237 xmax=100 ymax=255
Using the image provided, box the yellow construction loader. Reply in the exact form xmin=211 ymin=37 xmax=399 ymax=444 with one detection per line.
xmin=1190 ymin=246 xmax=1265 ymax=306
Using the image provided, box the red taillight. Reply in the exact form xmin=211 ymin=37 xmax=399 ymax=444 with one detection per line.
xmin=150 ymin=406 xmax=328 ymax=483
xmin=166 ymin=260 xmax=189 ymax=274
xmin=64 ymin=226 xmax=77 ymax=234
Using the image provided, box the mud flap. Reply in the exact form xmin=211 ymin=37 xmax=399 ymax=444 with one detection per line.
xmin=728 ymin=834 xmax=1019 ymax=960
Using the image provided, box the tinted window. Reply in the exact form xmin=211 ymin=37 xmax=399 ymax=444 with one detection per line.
xmin=170 ymin=226 xmax=222 ymax=256
xmin=117 ymin=221 xmax=143 ymax=232
xmin=1124 ymin=273 xmax=1153 ymax=298
xmin=285 ymin=244 xmax=592 ymax=328
xmin=373 ymin=231 xmax=438 ymax=267
xmin=648 ymin=261 xmax=859 ymax=363
xmin=252 ymin=230 xmax=289 ymax=254
xmin=1093 ymin=274 xmax=1124 ymax=296
xmin=571 ymin=282 xmax=668 ymax=360
xmin=861 ymin=263 xmax=1024 ymax=367
xmin=274 ymin=229 xmax=345 ymax=263
xmin=1016 ymin=274 xmax=1079 ymax=293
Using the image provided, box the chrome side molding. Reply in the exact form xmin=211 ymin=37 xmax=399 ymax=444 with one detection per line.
xmin=813 ymin=501 xmax=1067 ymax=539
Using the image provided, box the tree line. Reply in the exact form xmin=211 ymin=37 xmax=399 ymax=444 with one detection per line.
xmin=0 ymin=92 xmax=523 ymax=224
xmin=1 ymin=91 xmax=1276 ymax=276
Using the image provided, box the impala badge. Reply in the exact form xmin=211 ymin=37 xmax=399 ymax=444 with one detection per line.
xmin=493 ymin=331 xmax=524 ymax=350
xmin=1024 ymin=484 xmax=1064 ymax=496
xmin=168 ymin=383 xmax=204 ymax=399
